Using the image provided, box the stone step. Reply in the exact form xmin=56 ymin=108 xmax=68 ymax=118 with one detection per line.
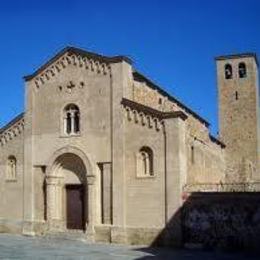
xmin=44 ymin=231 xmax=91 ymax=243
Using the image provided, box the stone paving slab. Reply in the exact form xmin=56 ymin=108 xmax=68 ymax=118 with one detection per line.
xmin=0 ymin=234 xmax=259 ymax=259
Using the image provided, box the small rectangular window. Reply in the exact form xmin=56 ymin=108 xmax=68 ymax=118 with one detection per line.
xmin=191 ymin=146 xmax=195 ymax=164
xmin=235 ymin=91 xmax=239 ymax=100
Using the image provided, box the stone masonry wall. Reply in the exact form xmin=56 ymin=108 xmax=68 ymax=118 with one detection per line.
xmin=216 ymin=56 xmax=259 ymax=182
xmin=124 ymin=104 xmax=165 ymax=229
xmin=182 ymin=192 xmax=260 ymax=250
xmin=133 ymin=78 xmax=225 ymax=185
xmin=0 ymin=124 xmax=24 ymax=233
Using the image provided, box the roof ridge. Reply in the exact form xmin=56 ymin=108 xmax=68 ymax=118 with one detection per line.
xmin=132 ymin=70 xmax=210 ymax=127
xmin=0 ymin=112 xmax=24 ymax=134
xmin=24 ymin=46 xmax=132 ymax=81
xmin=215 ymin=53 xmax=258 ymax=67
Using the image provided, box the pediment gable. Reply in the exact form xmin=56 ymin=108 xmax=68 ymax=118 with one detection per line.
xmin=0 ymin=113 xmax=24 ymax=146
xmin=24 ymin=46 xmax=132 ymax=89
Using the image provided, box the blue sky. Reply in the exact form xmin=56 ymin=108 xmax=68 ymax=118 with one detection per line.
xmin=0 ymin=0 xmax=259 ymax=135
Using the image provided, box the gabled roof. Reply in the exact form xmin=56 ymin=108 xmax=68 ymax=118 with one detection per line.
xmin=23 ymin=46 xmax=210 ymax=127
xmin=133 ymin=71 xmax=210 ymax=127
xmin=122 ymin=98 xmax=224 ymax=148
xmin=24 ymin=46 xmax=132 ymax=81
xmin=0 ymin=112 xmax=24 ymax=134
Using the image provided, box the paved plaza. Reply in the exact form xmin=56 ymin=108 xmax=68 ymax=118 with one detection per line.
xmin=0 ymin=234 xmax=258 ymax=259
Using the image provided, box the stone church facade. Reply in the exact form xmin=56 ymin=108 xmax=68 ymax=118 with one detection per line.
xmin=0 ymin=47 xmax=259 ymax=245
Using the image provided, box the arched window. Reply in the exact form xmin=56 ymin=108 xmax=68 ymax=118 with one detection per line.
xmin=7 ymin=155 xmax=17 ymax=180
xmin=239 ymin=62 xmax=247 ymax=78
xmin=136 ymin=147 xmax=154 ymax=177
xmin=225 ymin=64 xmax=232 ymax=79
xmin=64 ymin=104 xmax=80 ymax=135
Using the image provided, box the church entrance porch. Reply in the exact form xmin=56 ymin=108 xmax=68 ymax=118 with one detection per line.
xmin=66 ymin=184 xmax=85 ymax=230
xmin=45 ymin=148 xmax=95 ymax=238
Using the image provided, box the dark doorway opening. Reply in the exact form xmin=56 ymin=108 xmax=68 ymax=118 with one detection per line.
xmin=66 ymin=184 xmax=85 ymax=230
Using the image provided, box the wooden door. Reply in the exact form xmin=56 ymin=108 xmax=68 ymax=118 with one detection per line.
xmin=66 ymin=185 xmax=84 ymax=230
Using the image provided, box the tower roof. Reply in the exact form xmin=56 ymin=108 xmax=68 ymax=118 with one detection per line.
xmin=215 ymin=53 xmax=258 ymax=67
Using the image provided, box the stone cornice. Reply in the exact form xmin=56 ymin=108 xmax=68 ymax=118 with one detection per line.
xmin=215 ymin=53 xmax=258 ymax=67
xmin=121 ymin=98 xmax=188 ymax=132
xmin=121 ymin=98 xmax=188 ymax=121
xmin=183 ymin=182 xmax=260 ymax=192
xmin=25 ymin=49 xmax=113 ymax=90
xmin=24 ymin=47 xmax=132 ymax=91
xmin=0 ymin=113 xmax=25 ymax=146
xmin=209 ymin=134 xmax=226 ymax=148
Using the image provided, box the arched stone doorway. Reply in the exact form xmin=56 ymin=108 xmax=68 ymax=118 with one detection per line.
xmin=46 ymin=147 xmax=95 ymax=235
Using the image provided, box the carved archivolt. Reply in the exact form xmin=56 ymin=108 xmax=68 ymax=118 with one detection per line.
xmin=123 ymin=106 xmax=163 ymax=132
xmin=0 ymin=118 xmax=25 ymax=147
xmin=33 ymin=53 xmax=110 ymax=90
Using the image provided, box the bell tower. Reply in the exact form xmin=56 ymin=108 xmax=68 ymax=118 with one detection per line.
xmin=216 ymin=53 xmax=260 ymax=182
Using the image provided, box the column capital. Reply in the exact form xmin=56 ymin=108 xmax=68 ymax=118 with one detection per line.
xmin=46 ymin=175 xmax=62 ymax=185
xmin=70 ymin=111 xmax=76 ymax=118
xmin=102 ymin=162 xmax=112 ymax=170
xmin=86 ymin=175 xmax=95 ymax=185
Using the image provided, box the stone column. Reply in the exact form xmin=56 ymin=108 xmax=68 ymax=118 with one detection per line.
xmin=46 ymin=175 xmax=63 ymax=230
xmin=70 ymin=111 xmax=75 ymax=134
xmin=85 ymin=175 xmax=95 ymax=241
xmin=63 ymin=116 xmax=67 ymax=134
xmin=102 ymin=163 xmax=112 ymax=224
xmin=110 ymin=61 xmax=132 ymax=244
xmin=22 ymin=80 xmax=35 ymax=236
xmin=163 ymin=115 xmax=187 ymax=246
xmin=33 ymin=166 xmax=46 ymax=223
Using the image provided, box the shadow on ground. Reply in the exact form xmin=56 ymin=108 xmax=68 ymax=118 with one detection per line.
xmin=142 ymin=192 xmax=260 ymax=252
xmin=133 ymin=246 xmax=260 ymax=260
